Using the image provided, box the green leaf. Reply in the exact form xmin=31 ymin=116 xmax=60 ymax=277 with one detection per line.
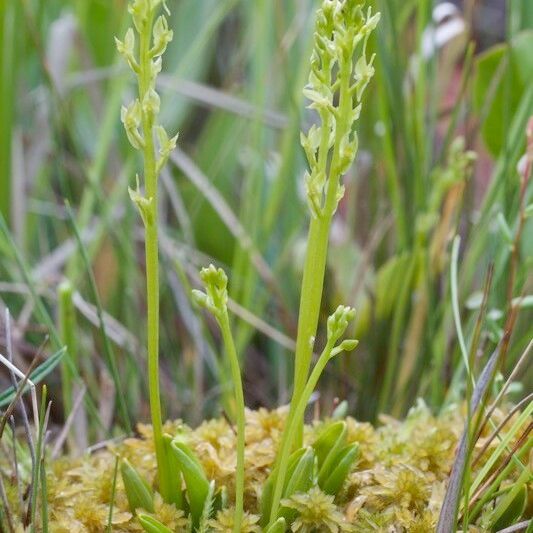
xmin=375 ymin=253 xmax=413 ymax=319
xmin=196 ymin=480 xmax=216 ymax=533
xmin=138 ymin=514 xmax=173 ymax=533
xmin=0 ymin=348 xmax=66 ymax=408
xmin=321 ymin=443 xmax=360 ymax=495
xmin=264 ymin=517 xmax=287 ymax=533
xmin=473 ymin=31 xmax=533 ymax=156
xmin=261 ymin=448 xmax=307 ymax=526
xmin=212 ymin=485 xmax=227 ymax=516
xmin=279 ymin=447 xmax=315 ymax=523
xmin=489 ymin=481 xmax=528 ymax=532
xmin=120 ymin=459 xmax=154 ymax=514
xmin=312 ymin=421 xmax=347 ymax=486
xmin=170 ymin=438 xmax=210 ymax=528
xmin=162 ymin=435 xmax=183 ymax=509
xmin=283 ymin=447 xmax=315 ymax=498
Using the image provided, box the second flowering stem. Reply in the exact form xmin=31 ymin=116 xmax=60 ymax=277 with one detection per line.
xmin=193 ymin=266 xmax=245 ymax=533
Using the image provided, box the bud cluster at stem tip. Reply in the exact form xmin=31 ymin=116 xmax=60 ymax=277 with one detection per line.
xmin=326 ymin=305 xmax=358 ymax=357
xmin=192 ymin=265 xmax=229 ymax=320
xmin=300 ymin=0 xmax=380 ymax=218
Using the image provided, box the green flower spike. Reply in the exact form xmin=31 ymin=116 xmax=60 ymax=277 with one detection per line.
xmin=117 ymin=0 xmax=178 ymax=505
xmin=289 ymin=0 xmax=380 ymax=456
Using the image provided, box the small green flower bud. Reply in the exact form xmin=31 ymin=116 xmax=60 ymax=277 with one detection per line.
xmin=121 ymin=100 xmax=144 ymax=149
xmin=193 ymin=265 xmax=229 ymax=319
xmin=121 ymin=100 xmax=141 ymax=130
xmin=301 ymin=125 xmax=322 ymax=169
xmin=303 ymin=86 xmax=334 ymax=114
xmin=331 ymin=338 xmax=358 ymax=357
xmin=128 ymin=0 xmax=150 ymax=33
xmin=129 ymin=175 xmax=154 ymax=226
xmin=327 ymin=305 xmax=356 ymax=344
xmin=115 ymin=28 xmax=139 ymax=73
xmin=305 ymin=170 xmax=326 ymax=218
xmin=150 ymin=57 xmax=162 ymax=80
xmin=362 ymin=9 xmax=381 ymax=35
xmin=353 ymin=54 xmax=376 ymax=100
xmin=191 ymin=290 xmax=211 ymax=312
xmin=155 ymin=126 xmax=179 ymax=173
xmin=151 ymin=15 xmax=173 ymax=58
xmin=142 ymin=88 xmax=160 ymax=120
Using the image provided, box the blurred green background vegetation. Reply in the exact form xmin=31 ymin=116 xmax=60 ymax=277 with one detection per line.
xmin=0 ymin=0 xmax=531 ymax=441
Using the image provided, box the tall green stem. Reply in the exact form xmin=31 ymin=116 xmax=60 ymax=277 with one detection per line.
xmin=118 ymin=0 xmax=176 ymax=499
xmin=137 ymin=9 xmax=172 ymax=500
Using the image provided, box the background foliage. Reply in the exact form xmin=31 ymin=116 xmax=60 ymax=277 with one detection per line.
xmin=0 ymin=0 xmax=531 ymax=444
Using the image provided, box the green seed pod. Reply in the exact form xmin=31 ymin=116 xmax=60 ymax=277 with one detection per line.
xmin=120 ymin=459 xmax=154 ymax=514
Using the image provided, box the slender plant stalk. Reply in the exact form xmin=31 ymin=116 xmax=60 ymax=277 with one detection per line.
xmin=116 ymin=0 xmax=178 ymax=500
xmin=139 ymin=7 xmax=169 ymax=500
xmin=193 ymin=266 xmax=245 ymax=532
xmin=58 ymin=281 xmax=76 ymax=418
xmin=57 ymin=280 xmax=79 ymax=450
xmin=217 ymin=309 xmax=245 ymax=532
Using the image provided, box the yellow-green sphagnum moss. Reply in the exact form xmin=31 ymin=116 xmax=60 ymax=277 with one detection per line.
xmin=8 ymin=403 xmax=528 ymax=532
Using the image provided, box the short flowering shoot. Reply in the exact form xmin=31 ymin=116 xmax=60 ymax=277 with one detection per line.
xmin=193 ymin=265 xmax=245 ymax=533
xmin=267 ymin=305 xmax=358 ymax=526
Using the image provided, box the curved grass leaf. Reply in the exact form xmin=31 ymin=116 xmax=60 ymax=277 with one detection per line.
xmin=0 ymin=347 xmax=66 ymax=408
xmin=436 ymin=343 xmax=501 ymax=533
xmin=138 ymin=514 xmax=173 ymax=533
xmin=489 ymin=466 xmax=529 ymax=531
